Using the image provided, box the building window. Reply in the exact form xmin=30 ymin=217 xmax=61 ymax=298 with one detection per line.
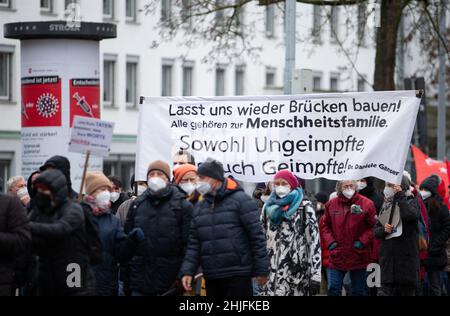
xmin=103 ymin=155 xmax=135 ymax=191
xmin=181 ymin=0 xmax=192 ymax=28
xmin=126 ymin=58 xmax=138 ymax=107
xmin=103 ymin=57 xmax=116 ymax=107
xmin=0 ymin=159 xmax=11 ymax=193
xmin=357 ymin=78 xmax=366 ymax=91
xmin=65 ymin=0 xmax=78 ymax=9
xmin=215 ymin=0 xmax=224 ymax=28
xmin=162 ymin=61 xmax=173 ymax=96
xmin=0 ymin=0 xmax=11 ymax=8
xmin=357 ymin=4 xmax=366 ymax=45
xmin=40 ymin=0 xmax=53 ymax=12
xmin=330 ymin=6 xmax=339 ymax=43
xmin=235 ymin=0 xmax=244 ymax=33
xmin=312 ymin=5 xmax=322 ymax=43
xmin=313 ymin=74 xmax=322 ymax=92
xmin=161 ymin=0 xmax=172 ymax=22
xmin=215 ymin=66 xmax=226 ymax=96
xmin=0 ymin=51 xmax=12 ymax=101
xmin=103 ymin=0 xmax=114 ymax=19
xmin=330 ymin=73 xmax=339 ymax=91
xmin=182 ymin=63 xmax=194 ymax=96
xmin=235 ymin=65 xmax=245 ymax=96
xmin=265 ymin=67 xmax=276 ymax=87
xmin=265 ymin=4 xmax=275 ymax=37
xmin=126 ymin=0 xmax=137 ymax=21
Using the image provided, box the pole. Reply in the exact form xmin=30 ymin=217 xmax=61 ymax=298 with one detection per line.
xmin=284 ymin=0 xmax=296 ymax=94
xmin=437 ymin=0 xmax=447 ymax=160
xmin=78 ymin=150 xmax=91 ymax=202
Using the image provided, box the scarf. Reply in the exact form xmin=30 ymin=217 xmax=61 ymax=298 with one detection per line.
xmin=84 ymin=195 xmax=108 ymax=217
xmin=378 ymin=196 xmax=401 ymax=232
xmin=264 ymin=187 xmax=304 ymax=227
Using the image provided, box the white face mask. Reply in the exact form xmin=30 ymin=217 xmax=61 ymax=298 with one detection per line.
xmin=342 ymin=189 xmax=355 ymax=199
xmin=110 ymin=191 xmax=120 ymax=203
xmin=17 ymin=187 xmax=29 ymax=199
xmin=260 ymin=195 xmax=270 ymax=203
xmin=357 ymin=181 xmax=367 ymax=191
xmin=420 ymin=190 xmax=431 ymax=200
xmin=275 ymin=185 xmax=291 ymax=198
xmin=137 ymin=185 xmax=147 ymax=196
xmin=147 ymin=177 xmax=167 ymax=192
xmin=196 ymin=181 xmax=212 ymax=196
xmin=383 ymin=186 xmax=395 ymax=200
xmin=180 ymin=182 xmax=196 ymax=196
xmin=95 ymin=190 xmax=111 ymax=210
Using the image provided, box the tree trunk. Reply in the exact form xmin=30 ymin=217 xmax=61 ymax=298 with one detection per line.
xmin=373 ymin=0 xmax=408 ymax=91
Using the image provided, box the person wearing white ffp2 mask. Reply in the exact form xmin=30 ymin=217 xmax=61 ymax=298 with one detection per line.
xmin=173 ymin=163 xmax=200 ymax=205
xmin=84 ymin=171 xmax=114 ymax=216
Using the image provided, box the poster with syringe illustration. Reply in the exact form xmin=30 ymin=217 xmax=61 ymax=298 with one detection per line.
xmin=69 ymin=78 xmax=100 ymax=126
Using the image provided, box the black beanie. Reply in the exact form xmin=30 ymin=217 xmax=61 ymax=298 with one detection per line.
xmin=419 ymin=175 xmax=439 ymax=197
xmin=197 ymin=159 xmax=225 ymax=181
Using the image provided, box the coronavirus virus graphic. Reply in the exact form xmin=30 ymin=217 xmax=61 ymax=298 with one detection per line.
xmin=36 ymin=93 xmax=59 ymax=118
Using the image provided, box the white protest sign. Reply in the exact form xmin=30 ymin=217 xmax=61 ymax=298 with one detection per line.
xmin=69 ymin=115 xmax=114 ymax=157
xmin=136 ymin=91 xmax=421 ymax=184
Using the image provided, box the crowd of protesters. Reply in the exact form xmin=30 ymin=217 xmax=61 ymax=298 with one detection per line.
xmin=1 ymin=151 xmax=450 ymax=296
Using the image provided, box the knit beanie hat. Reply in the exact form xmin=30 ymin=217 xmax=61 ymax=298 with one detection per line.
xmin=85 ymin=171 xmax=112 ymax=196
xmin=274 ymin=170 xmax=299 ymax=189
xmin=197 ymin=159 xmax=225 ymax=181
xmin=147 ymin=160 xmax=171 ymax=181
xmin=419 ymin=174 xmax=440 ymax=197
xmin=173 ymin=164 xmax=197 ymax=184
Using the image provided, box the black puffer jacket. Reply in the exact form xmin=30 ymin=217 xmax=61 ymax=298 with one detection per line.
xmin=29 ymin=169 xmax=95 ymax=296
xmin=122 ymin=184 xmax=193 ymax=295
xmin=359 ymin=177 xmax=384 ymax=215
xmin=180 ymin=178 xmax=269 ymax=280
xmin=374 ymin=193 xmax=420 ymax=286
xmin=0 ymin=194 xmax=31 ymax=296
xmin=40 ymin=156 xmax=78 ymax=199
xmin=422 ymin=197 xmax=450 ymax=271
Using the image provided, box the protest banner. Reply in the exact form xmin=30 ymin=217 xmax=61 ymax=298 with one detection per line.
xmin=69 ymin=115 xmax=114 ymax=200
xmin=136 ymin=91 xmax=421 ymax=184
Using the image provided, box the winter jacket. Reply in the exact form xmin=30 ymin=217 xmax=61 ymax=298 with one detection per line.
xmin=81 ymin=202 xmax=127 ymax=296
xmin=260 ymin=199 xmax=321 ymax=296
xmin=0 ymin=194 xmax=31 ymax=296
xmin=110 ymin=192 xmax=129 ymax=215
xmin=319 ymin=216 xmax=330 ymax=268
xmin=29 ymin=169 xmax=95 ymax=296
xmin=422 ymin=197 xmax=450 ymax=271
xmin=359 ymin=177 xmax=384 ymax=215
xmin=39 ymin=155 xmax=78 ymax=199
xmin=180 ymin=178 xmax=269 ymax=280
xmin=322 ymin=192 xmax=376 ymax=271
xmin=374 ymin=193 xmax=420 ymax=286
xmin=121 ymin=184 xmax=193 ymax=295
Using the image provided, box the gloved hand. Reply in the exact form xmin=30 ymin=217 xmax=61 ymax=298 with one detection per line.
xmin=354 ymin=240 xmax=364 ymax=249
xmin=129 ymin=227 xmax=145 ymax=242
xmin=309 ymin=281 xmax=321 ymax=296
xmin=328 ymin=241 xmax=337 ymax=250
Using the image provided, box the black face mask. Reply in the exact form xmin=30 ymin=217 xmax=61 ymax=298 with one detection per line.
xmin=34 ymin=192 xmax=53 ymax=212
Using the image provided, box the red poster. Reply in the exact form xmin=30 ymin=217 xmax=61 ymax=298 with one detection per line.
xmin=70 ymin=78 xmax=100 ymax=127
xmin=21 ymin=76 xmax=62 ymax=127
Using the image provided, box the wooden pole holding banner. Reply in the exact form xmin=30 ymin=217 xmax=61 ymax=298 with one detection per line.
xmin=78 ymin=150 xmax=91 ymax=203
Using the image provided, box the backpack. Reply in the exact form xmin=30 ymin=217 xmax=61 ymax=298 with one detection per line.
xmin=80 ymin=202 xmax=104 ymax=265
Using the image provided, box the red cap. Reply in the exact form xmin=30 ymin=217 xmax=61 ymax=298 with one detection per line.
xmin=274 ymin=170 xmax=299 ymax=189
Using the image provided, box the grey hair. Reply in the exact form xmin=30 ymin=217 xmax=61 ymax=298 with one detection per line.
xmin=6 ymin=176 xmax=25 ymax=192
xmin=335 ymin=180 xmax=358 ymax=193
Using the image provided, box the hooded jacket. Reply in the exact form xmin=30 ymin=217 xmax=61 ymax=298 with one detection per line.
xmin=180 ymin=178 xmax=269 ymax=280
xmin=29 ymin=169 xmax=95 ymax=296
xmin=40 ymin=156 xmax=78 ymax=199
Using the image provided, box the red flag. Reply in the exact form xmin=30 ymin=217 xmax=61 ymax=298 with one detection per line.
xmin=411 ymin=144 xmax=449 ymax=203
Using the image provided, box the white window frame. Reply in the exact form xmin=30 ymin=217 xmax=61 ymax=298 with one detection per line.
xmin=215 ymin=65 xmax=227 ymax=96
xmin=357 ymin=77 xmax=366 ymax=92
xmin=126 ymin=0 xmax=137 ymax=22
xmin=161 ymin=0 xmax=172 ymax=22
xmin=181 ymin=0 xmax=193 ymax=29
xmin=40 ymin=0 xmax=53 ymax=13
xmin=313 ymin=72 xmax=322 ymax=92
xmin=65 ymin=0 xmax=78 ymax=9
xmin=0 ymin=0 xmax=11 ymax=9
xmin=162 ymin=59 xmax=174 ymax=97
xmin=103 ymin=0 xmax=114 ymax=20
xmin=330 ymin=6 xmax=339 ymax=43
xmin=330 ymin=72 xmax=339 ymax=92
xmin=103 ymin=54 xmax=117 ymax=107
xmin=357 ymin=3 xmax=367 ymax=46
xmin=312 ymin=5 xmax=322 ymax=43
xmin=265 ymin=4 xmax=275 ymax=37
xmin=0 ymin=46 xmax=14 ymax=102
xmin=126 ymin=55 xmax=139 ymax=108
xmin=235 ymin=65 xmax=245 ymax=96
xmin=182 ymin=61 xmax=194 ymax=96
